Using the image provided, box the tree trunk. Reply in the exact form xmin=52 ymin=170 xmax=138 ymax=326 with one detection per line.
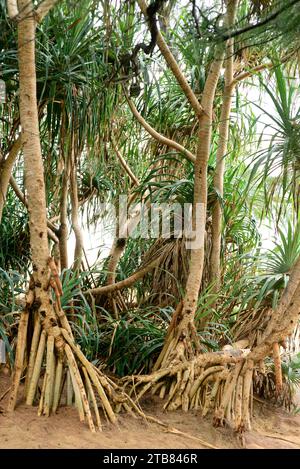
xmin=210 ymin=0 xmax=238 ymax=292
xmin=14 ymin=0 xmax=59 ymax=336
xmin=150 ymin=3 xmax=244 ymax=368
xmin=102 ymin=148 xmax=148 ymax=316
xmin=154 ymin=48 xmax=225 ymax=367
xmin=58 ymin=167 xmax=69 ymax=271
xmin=70 ymin=156 xmax=83 ymax=272
xmin=137 ymin=0 xmax=203 ymax=118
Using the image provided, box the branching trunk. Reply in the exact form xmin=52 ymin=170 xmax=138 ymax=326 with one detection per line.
xmin=157 ymin=49 xmax=224 ymax=365
xmin=7 ymin=0 xmax=65 ymax=411
xmin=124 ymin=88 xmax=196 ymax=164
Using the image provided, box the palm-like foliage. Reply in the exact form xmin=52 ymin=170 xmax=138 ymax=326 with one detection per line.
xmin=0 ymin=268 xmax=25 ymax=365
xmin=282 ymin=353 xmax=300 ymax=392
xmin=0 ymin=189 xmax=30 ymax=272
xmin=252 ymin=219 xmax=300 ymax=308
xmin=247 ymin=64 xmax=300 ymax=220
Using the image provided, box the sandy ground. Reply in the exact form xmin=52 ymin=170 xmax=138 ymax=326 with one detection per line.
xmin=0 ymin=371 xmax=300 ymax=449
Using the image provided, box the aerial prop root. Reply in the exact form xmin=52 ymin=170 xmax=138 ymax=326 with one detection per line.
xmin=153 ymin=303 xmax=201 ymax=372
xmin=8 ymin=273 xmax=133 ymax=432
xmin=122 ymin=351 xmax=253 ymax=431
xmin=9 ymin=308 xmax=133 ymax=431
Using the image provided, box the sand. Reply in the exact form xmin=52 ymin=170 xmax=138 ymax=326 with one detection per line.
xmin=1 ymin=371 xmax=299 ymax=449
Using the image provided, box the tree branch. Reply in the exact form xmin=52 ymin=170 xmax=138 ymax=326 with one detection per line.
xmin=210 ymin=0 xmax=238 ymax=292
xmin=136 ymin=0 xmax=204 ymax=119
xmin=221 ymin=0 xmax=300 ymax=41
xmin=124 ymin=87 xmax=196 ymax=164
xmin=231 ymin=50 xmax=297 ymax=85
xmin=86 ymin=256 xmax=161 ymax=296
xmin=6 ymin=0 xmax=19 ymax=19
xmin=35 ymin=0 xmax=60 ymax=22
xmin=110 ymin=137 xmax=140 ymax=186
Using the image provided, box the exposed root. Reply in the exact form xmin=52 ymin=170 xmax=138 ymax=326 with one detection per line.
xmin=272 ymin=342 xmax=283 ymax=395
xmin=153 ymin=302 xmax=202 ymax=371
xmin=123 ymin=349 xmax=254 ymax=432
xmin=0 ymin=387 xmax=11 ymax=402
xmin=165 ymin=428 xmax=218 ymax=449
xmin=122 ymin=393 xmax=218 ymax=449
xmin=257 ymin=432 xmax=300 ymax=447
xmin=7 ymin=259 xmax=135 ymax=432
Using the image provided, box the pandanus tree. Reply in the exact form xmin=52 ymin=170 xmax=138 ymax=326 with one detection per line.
xmin=5 ymin=0 xmax=133 ymax=431
xmin=2 ymin=0 xmax=300 ymax=440
xmin=101 ymin=0 xmax=300 ymax=433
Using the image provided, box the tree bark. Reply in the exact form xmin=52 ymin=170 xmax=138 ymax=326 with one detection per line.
xmin=68 ymin=127 xmax=83 ymax=272
xmin=7 ymin=0 xmax=18 ymax=19
xmin=15 ymin=0 xmax=57 ymax=318
xmin=152 ymin=1 xmax=238 ymax=366
xmin=173 ymin=48 xmax=224 ymax=352
xmin=70 ymin=158 xmax=83 ymax=272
